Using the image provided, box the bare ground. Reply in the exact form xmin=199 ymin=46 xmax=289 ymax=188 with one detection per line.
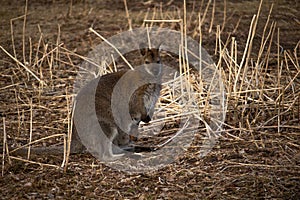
xmin=0 ymin=0 xmax=300 ymax=199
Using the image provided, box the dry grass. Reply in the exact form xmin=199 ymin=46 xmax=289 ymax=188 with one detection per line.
xmin=0 ymin=0 xmax=299 ymax=199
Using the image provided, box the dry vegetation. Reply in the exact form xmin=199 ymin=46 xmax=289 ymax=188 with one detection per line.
xmin=0 ymin=0 xmax=299 ymax=199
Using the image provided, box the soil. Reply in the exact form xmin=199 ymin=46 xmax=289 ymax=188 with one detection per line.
xmin=0 ymin=0 xmax=299 ymax=199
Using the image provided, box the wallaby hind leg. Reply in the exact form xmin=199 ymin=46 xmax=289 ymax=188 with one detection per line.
xmin=71 ymin=121 xmax=135 ymax=156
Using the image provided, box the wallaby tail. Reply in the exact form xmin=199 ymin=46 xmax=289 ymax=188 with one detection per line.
xmin=3 ymin=146 xmax=65 ymax=156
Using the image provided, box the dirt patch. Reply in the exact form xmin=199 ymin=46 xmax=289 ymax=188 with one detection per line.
xmin=0 ymin=0 xmax=299 ymax=199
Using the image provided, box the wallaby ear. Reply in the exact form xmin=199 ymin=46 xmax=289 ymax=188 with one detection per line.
xmin=156 ymin=42 xmax=162 ymax=51
xmin=139 ymin=42 xmax=162 ymax=56
xmin=139 ymin=42 xmax=148 ymax=56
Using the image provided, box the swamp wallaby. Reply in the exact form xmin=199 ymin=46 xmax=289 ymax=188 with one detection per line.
xmin=9 ymin=45 xmax=162 ymax=160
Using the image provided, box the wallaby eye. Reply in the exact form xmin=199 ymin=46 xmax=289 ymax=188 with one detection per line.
xmin=132 ymin=117 xmax=140 ymax=124
xmin=157 ymin=60 xmax=161 ymax=64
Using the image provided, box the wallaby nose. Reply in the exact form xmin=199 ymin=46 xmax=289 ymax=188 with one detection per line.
xmin=152 ymin=65 xmax=161 ymax=76
xmin=145 ymin=64 xmax=162 ymax=76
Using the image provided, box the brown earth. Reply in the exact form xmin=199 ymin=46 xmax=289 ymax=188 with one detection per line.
xmin=0 ymin=0 xmax=299 ymax=199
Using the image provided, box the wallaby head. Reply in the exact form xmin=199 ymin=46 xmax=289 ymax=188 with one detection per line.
xmin=140 ymin=46 xmax=161 ymax=64
xmin=139 ymin=43 xmax=162 ymax=76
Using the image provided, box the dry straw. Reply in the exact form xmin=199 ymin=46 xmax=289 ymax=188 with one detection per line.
xmin=1 ymin=0 xmax=299 ymax=176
